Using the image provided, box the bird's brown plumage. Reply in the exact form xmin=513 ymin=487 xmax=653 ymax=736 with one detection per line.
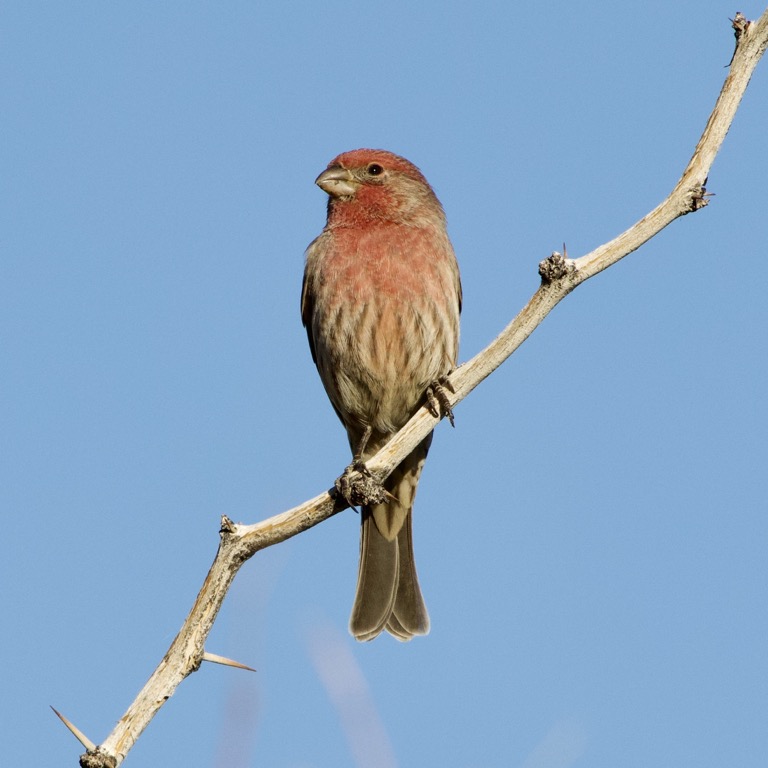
xmin=302 ymin=149 xmax=461 ymax=640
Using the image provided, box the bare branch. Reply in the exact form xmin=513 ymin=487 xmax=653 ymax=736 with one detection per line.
xmin=77 ymin=10 xmax=768 ymax=767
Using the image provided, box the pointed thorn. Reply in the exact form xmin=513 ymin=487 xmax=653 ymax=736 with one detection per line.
xmin=202 ymin=651 xmax=256 ymax=673
xmin=50 ymin=706 xmax=96 ymax=751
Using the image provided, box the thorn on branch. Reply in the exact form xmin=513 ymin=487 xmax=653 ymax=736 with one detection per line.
xmin=202 ymin=651 xmax=257 ymax=672
xmin=50 ymin=706 xmax=96 ymax=752
xmin=539 ymin=251 xmax=576 ymax=284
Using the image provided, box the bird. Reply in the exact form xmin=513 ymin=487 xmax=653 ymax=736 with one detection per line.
xmin=301 ymin=149 xmax=461 ymax=640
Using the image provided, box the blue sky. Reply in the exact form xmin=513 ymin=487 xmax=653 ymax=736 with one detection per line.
xmin=2 ymin=2 xmax=767 ymax=766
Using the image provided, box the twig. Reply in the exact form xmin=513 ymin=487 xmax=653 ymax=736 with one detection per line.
xmin=70 ymin=10 xmax=768 ymax=767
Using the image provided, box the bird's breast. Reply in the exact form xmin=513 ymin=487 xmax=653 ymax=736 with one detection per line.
xmin=309 ymin=224 xmax=459 ymax=435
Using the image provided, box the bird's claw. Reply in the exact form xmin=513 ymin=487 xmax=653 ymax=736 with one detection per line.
xmin=425 ymin=377 xmax=455 ymax=427
xmin=335 ymin=460 xmax=390 ymax=507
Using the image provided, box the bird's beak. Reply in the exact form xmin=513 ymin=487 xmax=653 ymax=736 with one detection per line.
xmin=315 ymin=166 xmax=359 ymax=198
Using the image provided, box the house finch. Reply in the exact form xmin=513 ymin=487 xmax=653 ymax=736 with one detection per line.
xmin=301 ymin=149 xmax=461 ymax=641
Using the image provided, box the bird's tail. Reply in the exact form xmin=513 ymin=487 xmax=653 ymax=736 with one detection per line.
xmin=349 ymin=437 xmax=431 ymax=641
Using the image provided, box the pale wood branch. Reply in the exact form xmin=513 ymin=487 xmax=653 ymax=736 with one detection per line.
xmin=74 ymin=11 xmax=768 ymax=767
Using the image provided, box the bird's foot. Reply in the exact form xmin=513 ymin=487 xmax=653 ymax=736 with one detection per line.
xmin=425 ymin=376 xmax=456 ymax=427
xmin=335 ymin=460 xmax=390 ymax=507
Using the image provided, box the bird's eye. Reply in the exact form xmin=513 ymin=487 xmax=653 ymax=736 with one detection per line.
xmin=367 ymin=163 xmax=384 ymax=176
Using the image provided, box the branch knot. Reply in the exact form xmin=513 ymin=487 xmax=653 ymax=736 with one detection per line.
xmin=732 ymin=12 xmax=751 ymax=42
xmin=686 ymin=184 xmax=711 ymax=213
xmin=539 ymin=251 xmax=576 ymax=284
xmin=220 ymin=515 xmax=237 ymax=534
xmin=335 ymin=464 xmax=390 ymax=508
xmin=80 ymin=750 xmax=117 ymax=768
